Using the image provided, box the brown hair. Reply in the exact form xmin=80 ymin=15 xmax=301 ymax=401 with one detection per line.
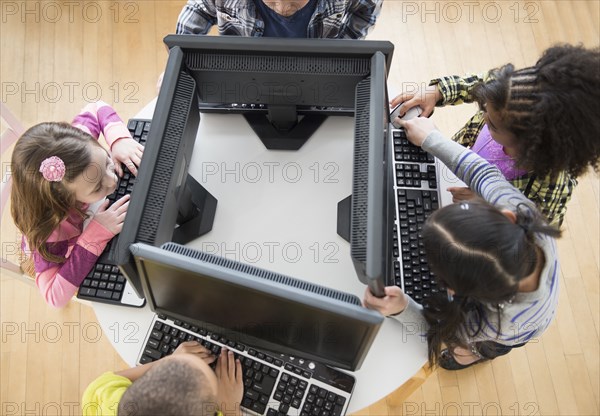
xmin=10 ymin=122 xmax=101 ymax=263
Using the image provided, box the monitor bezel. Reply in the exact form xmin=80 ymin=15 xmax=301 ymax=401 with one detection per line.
xmin=132 ymin=243 xmax=384 ymax=371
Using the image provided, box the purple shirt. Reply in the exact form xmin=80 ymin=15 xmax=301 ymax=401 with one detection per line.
xmin=471 ymin=124 xmax=528 ymax=180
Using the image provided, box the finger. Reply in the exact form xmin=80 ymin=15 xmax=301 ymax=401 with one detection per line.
xmin=111 ymin=194 xmax=131 ymax=209
xmin=131 ymin=154 xmax=142 ymax=167
xmin=384 ymin=285 xmax=403 ymax=297
xmin=227 ymin=350 xmax=236 ymax=379
xmin=127 ymin=161 xmax=139 ymax=177
xmin=113 ymin=199 xmax=130 ymax=213
xmin=97 ymin=198 xmax=111 ymax=212
xmin=447 ymin=187 xmax=468 ymax=193
xmin=216 ymin=349 xmax=226 ymax=378
xmin=390 ymin=93 xmax=413 ymax=108
xmin=114 ymin=162 xmax=123 ymax=178
xmin=235 ymin=358 xmax=242 ymax=382
xmin=396 ymin=119 xmax=408 ymax=130
xmin=398 ymin=98 xmax=418 ymax=117
xmin=420 ymin=104 xmax=435 ymax=118
xmin=204 ymin=354 xmax=217 ymax=365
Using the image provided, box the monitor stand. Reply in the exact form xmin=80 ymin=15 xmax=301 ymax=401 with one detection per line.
xmin=244 ymin=105 xmax=327 ymax=151
xmin=337 ymin=195 xmax=352 ymax=243
xmin=172 ymin=175 xmax=218 ymax=244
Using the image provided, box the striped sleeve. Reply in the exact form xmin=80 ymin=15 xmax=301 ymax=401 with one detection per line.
xmin=34 ymin=221 xmax=115 ymax=308
xmin=422 ymin=131 xmax=538 ymax=213
xmin=72 ymin=101 xmax=132 ymax=148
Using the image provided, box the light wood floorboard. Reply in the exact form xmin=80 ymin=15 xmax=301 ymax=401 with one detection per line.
xmin=1 ymin=1 xmax=598 ymax=415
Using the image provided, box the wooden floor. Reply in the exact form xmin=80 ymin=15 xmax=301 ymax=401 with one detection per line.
xmin=1 ymin=1 xmax=598 ymax=415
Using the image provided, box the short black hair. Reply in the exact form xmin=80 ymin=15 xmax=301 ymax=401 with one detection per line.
xmin=118 ymin=358 xmax=217 ymax=416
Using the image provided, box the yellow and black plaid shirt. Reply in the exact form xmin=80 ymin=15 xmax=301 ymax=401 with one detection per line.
xmin=429 ymin=74 xmax=576 ymax=228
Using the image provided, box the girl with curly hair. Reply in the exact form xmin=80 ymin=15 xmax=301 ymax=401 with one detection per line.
xmin=391 ymin=44 xmax=600 ymax=227
xmin=11 ymin=102 xmax=143 ymax=307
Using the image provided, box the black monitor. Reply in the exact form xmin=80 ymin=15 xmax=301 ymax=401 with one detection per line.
xmin=132 ymin=242 xmax=384 ymax=371
xmin=115 ymin=47 xmax=218 ymax=297
xmin=337 ymin=52 xmax=394 ymax=297
xmin=163 ymin=35 xmax=394 ymax=150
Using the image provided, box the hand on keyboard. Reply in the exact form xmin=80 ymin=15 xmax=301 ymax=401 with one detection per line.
xmin=111 ymin=136 xmax=144 ymax=177
xmin=447 ymin=186 xmax=482 ymax=203
xmin=397 ymin=117 xmax=438 ymax=147
xmin=174 ymin=340 xmax=217 ymax=365
xmin=93 ymin=194 xmax=130 ymax=235
xmin=216 ymin=349 xmax=244 ymax=416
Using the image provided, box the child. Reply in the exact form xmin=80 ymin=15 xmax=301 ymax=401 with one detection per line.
xmin=82 ymin=341 xmax=243 ymax=416
xmin=391 ymin=44 xmax=600 ymax=227
xmin=364 ymin=116 xmax=561 ymax=370
xmin=10 ymin=101 xmax=143 ymax=308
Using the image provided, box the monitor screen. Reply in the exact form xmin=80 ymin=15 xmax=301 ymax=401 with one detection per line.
xmin=132 ymin=242 xmax=384 ymax=371
xmin=163 ymin=35 xmax=394 ymax=150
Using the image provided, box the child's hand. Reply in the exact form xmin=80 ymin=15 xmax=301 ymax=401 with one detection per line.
xmin=448 ymin=187 xmax=479 ymax=203
xmin=174 ymin=341 xmax=217 ymax=365
xmin=397 ymin=117 xmax=438 ymax=147
xmin=363 ymin=286 xmax=408 ymax=316
xmin=215 ymin=349 xmax=243 ymax=416
xmin=111 ymin=138 xmax=144 ymax=177
xmin=93 ymin=194 xmax=130 ymax=235
xmin=390 ymin=85 xmax=441 ymax=117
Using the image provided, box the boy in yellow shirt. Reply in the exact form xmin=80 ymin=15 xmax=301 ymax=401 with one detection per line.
xmin=82 ymin=341 xmax=242 ymax=415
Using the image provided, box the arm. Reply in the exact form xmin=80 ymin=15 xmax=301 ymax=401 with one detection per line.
xmin=424 ymin=130 xmax=537 ymax=211
xmin=338 ymin=0 xmax=382 ymax=39
xmin=176 ymin=0 xmax=217 ymax=35
xmin=429 ymin=73 xmax=488 ymax=106
xmin=523 ymin=172 xmax=576 ymax=228
xmin=72 ymin=101 xmax=132 ymax=148
xmin=363 ymin=286 xmax=429 ymax=334
xmin=73 ymin=101 xmax=143 ymax=176
xmin=34 ymin=220 xmax=115 ymax=308
xmin=449 ymin=112 xmax=486 ymax=148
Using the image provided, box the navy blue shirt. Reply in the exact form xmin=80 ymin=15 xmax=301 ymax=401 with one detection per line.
xmin=254 ymin=0 xmax=318 ymax=38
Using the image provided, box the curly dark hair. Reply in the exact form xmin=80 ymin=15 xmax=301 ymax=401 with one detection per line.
xmin=473 ymin=44 xmax=600 ymax=178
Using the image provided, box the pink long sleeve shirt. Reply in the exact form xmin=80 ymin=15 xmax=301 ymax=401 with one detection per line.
xmin=32 ymin=101 xmax=131 ymax=308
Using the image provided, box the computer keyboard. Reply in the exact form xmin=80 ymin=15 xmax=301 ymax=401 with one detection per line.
xmin=391 ymin=129 xmax=444 ymax=304
xmin=140 ymin=314 xmax=354 ymax=416
xmin=76 ymin=119 xmax=150 ymax=307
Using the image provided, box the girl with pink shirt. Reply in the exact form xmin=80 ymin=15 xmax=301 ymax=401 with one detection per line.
xmin=10 ymin=101 xmax=143 ymax=307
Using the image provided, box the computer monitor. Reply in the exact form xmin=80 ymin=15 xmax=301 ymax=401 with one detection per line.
xmin=132 ymin=242 xmax=384 ymax=371
xmin=115 ymin=46 xmax=218 ymax=297
xmin=163 ymin=35 xmax=394 ymax=150
xmin=337 ymin=52 xmax=394 ymax=297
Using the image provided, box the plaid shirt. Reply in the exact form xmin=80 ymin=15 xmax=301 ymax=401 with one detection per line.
xmin=176 ymin=0 xmax=382 ymax=38
xmin=429 ymin=74 xmax=576 ymax=227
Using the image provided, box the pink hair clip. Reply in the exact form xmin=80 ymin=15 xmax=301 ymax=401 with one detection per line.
xmin=39 ymin=156 xmax=66 ymax=182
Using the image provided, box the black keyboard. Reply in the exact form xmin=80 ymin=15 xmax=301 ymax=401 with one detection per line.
xmin=140 ymin=314 xmax=354 ymax=416
xmin=76 ymin=119 xmax=150 ymax=307
xmin=391 ymin=129 xmax=444 ymax=304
